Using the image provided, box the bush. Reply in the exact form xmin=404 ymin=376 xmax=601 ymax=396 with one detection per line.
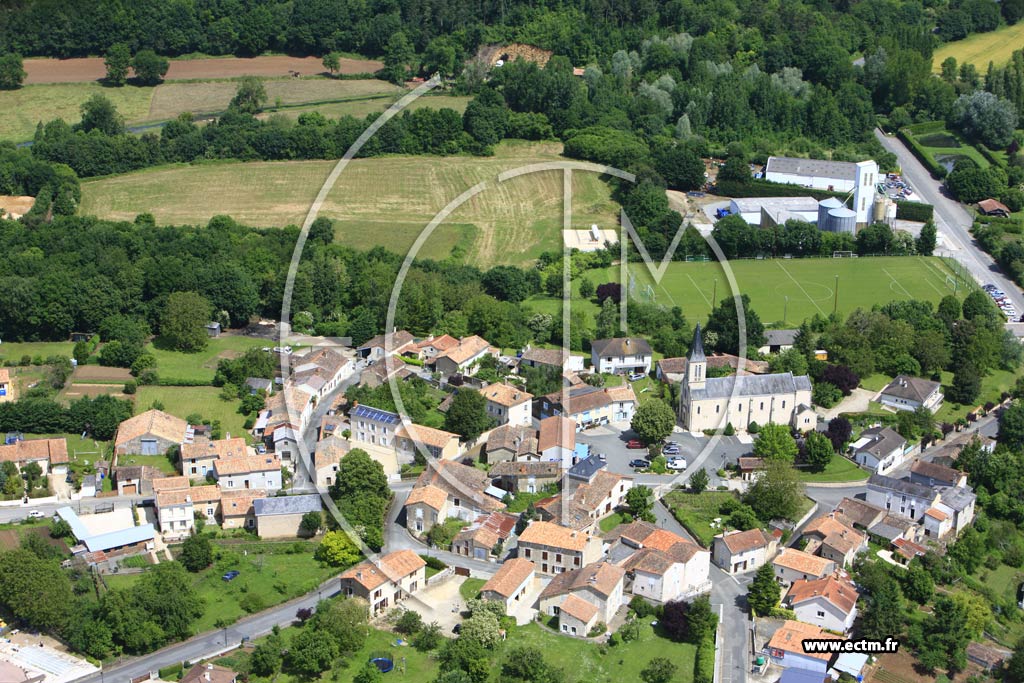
xmin=897 ymin=128 xmax=948 ymax=179
xmin=123 ymin=380 xmax=137 ymax=394
xmin=630 ymin=595 xmax=657 ymax=618
xmin=239 ymin=592 xmax=266 ymax=613
xmin=158 ymin=664 xmax=184 ymax=681
xmin=420 ymin=554 xmax=448 ymax=571
xmin=588 ymin=622 xmax=607 ymax=637
xmin=714 ymin=178 xmax=848 ymax=200
xmin=895 ymin=201 xmax=934 ymax=222
xmin=747 ymin=421 xmax=759 ymax=434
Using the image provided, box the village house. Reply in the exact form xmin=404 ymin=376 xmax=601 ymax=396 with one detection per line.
xmin=220 ymin=489 xmax=267 ymax=529
xmin=910 ymin=460 xmax=967 ymax=488
xmin=245 ymin=377 xmax=273 ymax=396
xmin=608 ymin=521 xmax=712 ymax=602
xmin=738 ymin=457 xmax=767 ymax=482
xmin=484 ymin=424 xmax=538 ymax=464
xmin=678 ymin=326 xmax=816 ymax=433
xmin=773 ymin=548 xmax=837 ymax=585
xmin=112 ymin=465 xmax=166 ymax=496
xmin=395 ymin=423 xmax=462 ymax=461
xmin=543 ymin=455 xmax=632 ymax=531
xmin=213 ymin=454 xmax=282 ymax=492
xmin=712 ymin=528 xmax=778 ymax=574
xmin=314 ymin=437 xmax=347 ymax=488
xmin=357 ymin=330 xmax=415 ymax=361
xmin=0 ymin=436 xmax=68 ymax=476
xmin=339 ymin=549 xmax=426 ymax=616
xmin=850 ymin=426 xmax=910 ymax=475
xmin=758 ymin=329 xmax=799 ymax=355
xmin=865 ymin=473 xmax=940 ymax=522
xmin=253 ymin=494 xmax=322 ymax=538
xmin=404 ymin=484 xmax=448 ymax=536
xmin=783 ymin=574 xmax=859 ymax=634
xmin=489 ymin=460 xmax=561 ymax=495
xmin=517 ymin=520 xmax=603 ymax=576
xmin=537 ymin=416 xmax=576 ymax=467
xmin=479 ymin=558 xmax=537 ymax=613
xmin=451 ymin=511 xmax=517 ymax=560
xmin=358 ymin=356 xmax=415 ymax=388
xmin=179 ymin=437 xmax=248 ymax=480
xmin=553 ymin=594 xmax=600 ymax=637
xmin=765 ymin=620 xmax=841 ymax=673
xmin=289 ymin=347 xmax=353 ymax=400
xmin=538 ymin=560 xmax=626 ymax=629
xmin=405 ymin=459 xmax=505 ymax=536
xmin=432 ymin=335 xmax=497 ymax=377
xmin=350 ymin=404 xmax=400 ymax=449
xmin=801 ymin=513 xmax=867 ymax=567
xmin=155 ymin=484 xmax=221 ymax=538
xmin=538 ymin=384 xmax=638 ymax=430
xmin=590 ymin=337 xmax=653 ymax=375
xmin=480 ymin=383 xmax=533 ymax=427
xmin=408 ymin=334 xmax=460 ymax=360
xmin=877 ymin=375 xmax=943 ymax=413
xmin=181 ymin=664 xmax=237 ymax=683
xmin=519 ymin=346 xmax=586 ymax=373
xmin=935 ymin=485 xmax=976 ymax=536
xmin=114 ymin=409 xmax=189 ymax=456
xmin=0 ymin=368 xmax=13 ymax=402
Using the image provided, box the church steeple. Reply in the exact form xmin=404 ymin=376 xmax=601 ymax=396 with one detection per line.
xmin=687 ymin=323 xmax=706 ymax=389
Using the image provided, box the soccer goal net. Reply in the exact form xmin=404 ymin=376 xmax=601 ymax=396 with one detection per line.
xmin=832 ymin=251 xmax=855 ymax=258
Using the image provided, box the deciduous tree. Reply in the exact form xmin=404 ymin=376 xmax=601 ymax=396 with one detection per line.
xmin=630 ymin=399 xmax=676 ymax=445
xmin=160 ymin=291 xmax=212 ymax=352
xmin=104 ymin=44 xmax=132 ymax=86
xmin=752 ymin=423 xmax=798 ymax=462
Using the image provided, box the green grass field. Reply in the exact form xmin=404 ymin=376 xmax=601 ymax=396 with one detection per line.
xmin=270 ymin=93 xmax=472 ymax=122
xmin=79 ymin=141 xmax=620 ymax=267
xmin=145 ymin=335 xmax=271 ymax=384
xmin=935 ymin=367 xmax=1020 ymax=421
xmin=575 ymin=256 xmax=962 ymax=326
xmin=0 ymin=340 xmax=76 ymax=362
xmin=933 ymin=23 xmax=1024 ymax=72
xmin=134 ymin=386 xmax=250 ymax=443
xmin=663 ymin=490 xmax=740 ymax=547
xmin=459 ymin=577 xmax=486 ymax=601
xmin=0 ymin=82 xmax=154 ymax=142
xmin=795 ymin=456 xmax=868 ymax=483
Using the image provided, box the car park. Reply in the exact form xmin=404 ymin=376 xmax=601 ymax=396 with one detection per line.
xmin=222 ymin=570 xmax=240 ymax=581
xmin=626 ymin=439 xmax=645 ymax=449
xmin=662 ymin=442 xmax=681 ymax=455
xmin=629 ymin=458 xmax=649 ymax=469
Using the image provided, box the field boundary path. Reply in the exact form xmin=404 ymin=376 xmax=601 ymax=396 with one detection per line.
xmin=874 ymin=128 xmax=1024 ymax=314
xmin=23 ymin=55 xmax=382 ymax=85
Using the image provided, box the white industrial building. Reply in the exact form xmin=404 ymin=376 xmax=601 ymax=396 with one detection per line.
xmin=764 ymin=156 xmax=879 ymax=226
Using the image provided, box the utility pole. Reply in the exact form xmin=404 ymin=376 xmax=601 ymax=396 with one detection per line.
xmin=833 ymin=275 xmax=839 ymax=314
xmin=712 ymin=278 xmax=717 ymax=307
xmin=783 ymin=296 xmax=788 ymax=325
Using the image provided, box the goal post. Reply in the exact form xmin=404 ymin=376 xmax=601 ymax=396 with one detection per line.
xmin=832 ymin=250 xmax=854 ymax=258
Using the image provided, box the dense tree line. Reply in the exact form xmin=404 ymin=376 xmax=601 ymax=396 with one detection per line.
xmin=0 ymin=144 xmax=80 ymax=217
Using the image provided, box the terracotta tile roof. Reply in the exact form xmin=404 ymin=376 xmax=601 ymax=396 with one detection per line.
xmin=521 ymin=347 xmax=567 ymax=367
xmin=804 ymin=513 xmax=862 ymax=543
xmin=718 ymin=528 xmax=771 ymax=554
xmin=214 ymin=455 xmax=281 ymax=475
xmin=413 ymin=334 xmax=459 ymax=353
xmin=458 ymin=524 xmax=500 ymax=549
xmin=738 ymin=457 xmax=766 ymax=471
xmin=591 ymin=337 xmax=652 ymax=358
xmin=785 ymin=574 xmax=859 ymax=616
xmin=605 ymin=384 xmax=638 ymax=404
xmin=181 ymin=437 xmax=248 ymax=462
xmin=572 ymin=470 xmax=630 ymax=515
xmin=481 ymin=558 xmax=535 ymax=598
xmin=543 ymin=384 xmax=637 ymax=417
xmin=115 ymin=409 xmax=188 ymax=447
xmin=395 ymin=423 xmax=460 ymax=449
xmin=415 ymin=460 xmax=505 ymax=512
xmin=314 ymin=437 xmax=348 ymax=470
xmin=924 ymin=507 xmax=948 ymax=521
xmin=486 ymin=424 xmax=538 ymax=457
xmin=558 ymin=594 xmax=599 ymax=623
xmin=0 ymin=437 xmax=67 ymax=465
xmin=538 ymin=416 xmax=576 ymax=452
xmin=767 ymin=620 xmax=840 ymax=661
xmin=359 ymin=330 xmax=415 ymax=353
xmin=518 ymin=520 xmax=593 ymax=552
xmin=156 ymin=484 xmax=223 ymax=508
xmin=181 ymin=664 xmax=237 ymax=683
xmin=822 ymin=529 xmax=864 ymax=556
xmin=479 ymin=511 xmax=517 ymax=539
xmin=405 ymin=484 xmax=448 ymax=511
xmin=480 ymin=383 xmax=533 ymax=407
xmin=773 ymin=548 xmax=835 ymax=577
xmin=892 ymin=537 xmax=928 ymax=560
xmin=571 ymin=561 xmax=625 ymax=597
xmin=220 ymin=489 xmax=267 ymax=516
xmin=340 ymin=550 xmax=426 ymax=590
xmin=152 ymin=476 xmax=190 ymax=492
xmin=436 ymin=335 xmax=493 ymax=366
xmin=657 ymin=357 xmax=689 ymax=375
xmin=489 ymin=461 xmax=561 ymax=478
xmin=0 ymin=367 xmax=9 ymax=383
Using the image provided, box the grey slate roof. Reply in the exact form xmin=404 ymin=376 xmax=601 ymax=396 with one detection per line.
xmin=867 ymin=473 xmax=934 ymax=499
xmin=689 ymin=324 xmax=706 ymax=363
xmin=765 ymin=156 xmax=859 ymax=181
xmin=764 ymin=329 xmax=799 ymax=347
xmin=253 ymin=494 xmax=323 ymax=516
xmin=688 ymin=372 xmax=810 ymax=401
xmin=938 ymin=486 xmax=976 ymax=512
xmin=867 ymin=514 xmax=915 ymax=541
xmin=567 ymin=454 xmax=605 ymax=481
xmin=591 ymin=337 xmax=652 ymax=358
xmin=880 ymin=375 xmax=941 ymax=403
xmin=856 ymin=426 xmax=906 ymax=459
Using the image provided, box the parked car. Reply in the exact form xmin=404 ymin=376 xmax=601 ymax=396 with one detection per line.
xmin=255 ymin=444 xmax=267 ymax=455
xmin=667 ymin=458 xmax=687 ymax=471
xmin=662 ymin=443 xmax=681 ymax=455
xmin=596 ymin=453 xmax=607 ymax=461
xmin=628 ymin=372 xmax=646 ymax=381
xmin=626 ymin=439 xmax=646 ymax=449
xmin=222 ymin=570 xmax=241 ymax=582
xmin=629 ymin=458 xmax=649 ymax=469
xmin=27 ymin=510 xmax=44 ymax=519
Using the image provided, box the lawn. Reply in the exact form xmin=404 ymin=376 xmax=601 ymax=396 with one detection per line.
xmin=459 ymin=577 xmax=486 ymax=601
xmin=114 ymin=452 xmax=179 ymax=474
xmin=935 ymin=367 xmax=1019 ymax=422
xmin=860 ymin=373 xmax=893 ymax=392
xmin=0 ymin=82 xmax=154 ymax=143
xmin=134 ymin=386 xmax=251 ymax=443
xmin=599 ymin=512 xmax=626 ymax=533
xmin=105 ymin=539 xmax=337 ymax=633
xmin=933 ymin=22 xmax=1024 ymax=72
xmin=0 ymin=340 xmax=75 ymax=363
xmin=145 ymin=335 xmax=271 ymax=384
xmin=662 ymin=490 xmax=740 ymax=547
xmin=902 ymin=122 xmax=1003 ymax=172
xmin=25 ymin=433 xmax=109 ymax=471
xmin=78 ymin=140 xmax=621 ymax=267
xmin=537 ymin=256 xmax=963 ymax=329
xmin=795 ymin=456 xmax=869 ymax=483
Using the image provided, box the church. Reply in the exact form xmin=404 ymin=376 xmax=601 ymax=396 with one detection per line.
xmin=678 ymin=325 xmax=817 ymax=434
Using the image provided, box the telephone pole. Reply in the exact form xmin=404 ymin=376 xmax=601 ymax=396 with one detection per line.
xmin=833 ymin=275 xmax=839 ymax=314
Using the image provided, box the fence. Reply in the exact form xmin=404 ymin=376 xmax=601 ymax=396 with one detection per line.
xmin=426 ymin=566 xmax=455 ymax=586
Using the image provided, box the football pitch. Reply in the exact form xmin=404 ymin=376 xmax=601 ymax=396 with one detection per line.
xmin=582 ymin=256 xmax=965 ymax=325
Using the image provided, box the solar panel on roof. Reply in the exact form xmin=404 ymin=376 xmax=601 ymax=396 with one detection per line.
xmin=352 ymin=404 xmax=401 ymax=424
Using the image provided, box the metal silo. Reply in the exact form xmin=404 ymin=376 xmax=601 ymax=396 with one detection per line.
xmin=817 ymin=197 xmax=844 ymax=228
xmin=827 ymin=207 xmax=857 ymax=234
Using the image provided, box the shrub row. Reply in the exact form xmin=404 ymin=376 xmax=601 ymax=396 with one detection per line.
xmin=713 ymin=178 xmax=847 ymax=201
xmin=896 ymin=128 xmax=948 ymax=180
xmin=903 ymin=121 xmax=949 ymax=136
xmin=894 ymin=201 xmax=934 ymax=222
xmin=694 ymin=635 xmax=716 ymax=683
xmin=420 ymin=555 xmax=448 ymax=571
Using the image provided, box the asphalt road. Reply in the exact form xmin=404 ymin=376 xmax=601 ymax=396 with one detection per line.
xmin=874 ymin=128 xmax=1024 ymax=313
xmin=0 ymin=493 xmax=152 ymax=524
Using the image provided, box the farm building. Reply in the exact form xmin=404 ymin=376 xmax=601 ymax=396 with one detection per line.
xmin=727 ymin=196 xmax=819 ymax=226
xmin=114 ymin=409 xmax=189 ymax=456
xmin=763 ymin=156 xmax=879 ymax=226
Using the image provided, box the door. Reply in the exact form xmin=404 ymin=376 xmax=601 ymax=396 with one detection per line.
xmin=140 ymin=439 xmax=158 ymax=455
xmin=122 ymin=483 xmax=137 ymax=494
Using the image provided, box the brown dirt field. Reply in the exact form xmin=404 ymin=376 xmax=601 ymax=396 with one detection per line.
xmin=0 ymin=195 xmax=35 ymax=219
xmin=23 ymin=55 xmax=383 ymax=85
xmin=0 ymin=527 xmax=68 ymax=552
xmin=203 ymin=349 xmax=242 ymax=369
xmin=61 ymin=383 xmax=128 ymax=400
xmin=868 ymin=650 xmax=983 ymax=683
xmin=73 ymin=366 xmax=132 ymax=382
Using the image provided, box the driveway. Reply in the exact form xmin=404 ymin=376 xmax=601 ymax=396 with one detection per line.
xmin=816 ymin=388 xmax=875 ymax=421
xmin=875 ymin=128 xmax=1024 ymax=313
xmin=401 ymin=576 xmax=466 ymax=633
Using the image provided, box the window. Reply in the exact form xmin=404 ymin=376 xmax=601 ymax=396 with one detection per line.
xmin=817 ymin=611 xmax=825 ymax=618
xmin=716 ymin=405 xmax=720 ymax=414
xmin=454 ymin=498 xmax=461 ymax=507
xmin=760 ymin=401 xmax=764 ymax=410
xmin=542 ymin=551 xmax=548 ymax=560
xmin=782 ymin=401 xmax=786 ymax=409
xmin=574 ymin=556 xmax=581 ymax=566
xmin=556 ymin=554 xmax=562 ymax=563
xmin=524 ymin=548 xmax=531 ymax=558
